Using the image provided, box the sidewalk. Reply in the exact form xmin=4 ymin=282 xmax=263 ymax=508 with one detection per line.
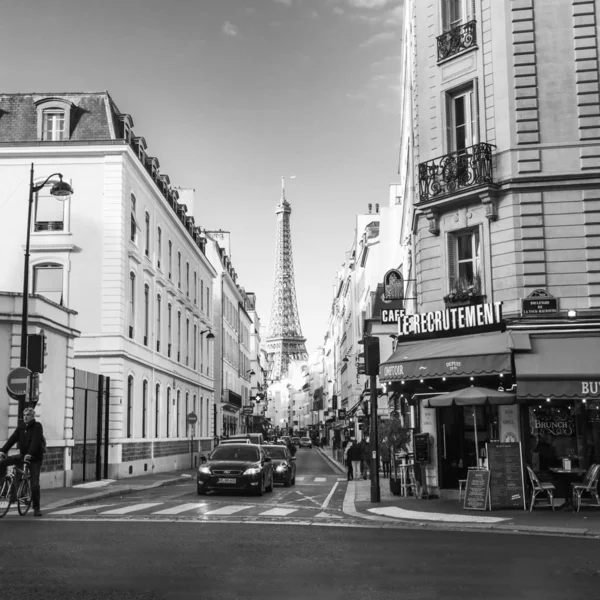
xmin=317 ymin=446 xmax=600 ymax=538
xmin=43 ymin=468 xmax=198 ymax=511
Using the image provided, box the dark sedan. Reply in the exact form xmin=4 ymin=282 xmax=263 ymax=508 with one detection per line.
xmin=197 ymin=444 xmax=274 ymax=496
xmin=263 ymin=445 xmax=296 ymax=487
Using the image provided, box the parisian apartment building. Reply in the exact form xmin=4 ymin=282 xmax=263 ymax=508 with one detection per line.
xmin=0 ymin=92 xmax=218 ymax=484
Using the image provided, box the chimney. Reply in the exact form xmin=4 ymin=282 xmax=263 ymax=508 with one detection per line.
xmin=376 ymin=203 xmax=380 ymax=213
xmin=368 ymin=203 xmax=372 ymax=214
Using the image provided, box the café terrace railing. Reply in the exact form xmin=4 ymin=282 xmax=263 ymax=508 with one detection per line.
xmin=418 ymin=143 xmax=495 ymax=205
xmin=437 ymin=20 xmax=477 ymax=62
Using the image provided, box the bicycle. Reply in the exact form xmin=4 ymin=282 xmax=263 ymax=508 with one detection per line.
xmin=0 ymin=461 xmax=32 ymax=518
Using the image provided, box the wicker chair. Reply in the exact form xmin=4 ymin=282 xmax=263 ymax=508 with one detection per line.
xmin=526 ymin=466 xmax=555 ymax=512
xmin=571 ymin=464 xmax=600 ymax=513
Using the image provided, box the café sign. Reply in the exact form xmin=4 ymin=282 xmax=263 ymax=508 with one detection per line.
xmin=397 ymin=301 xmax=504 ymax=340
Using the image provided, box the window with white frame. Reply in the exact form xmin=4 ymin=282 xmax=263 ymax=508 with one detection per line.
xmin=156 ymin=294 xmax=162 ymax=352
xmin=441 ymin=0 xmax=475 ymax=32
xmin=445 ymin=83 xmax=478 ymax=152
xmin=186 ymin=317 xmax=190 ymax=366
xmin=186 ymin=262 xmax=190 ymax=297
xmin=166 ymin=388 xmax=171 ymax=438
xmin=167 ymin=303 xmax=172 ymax=357
xmin=201 ymin=280 xmax=204 ymax=311
xmin=193 ymin=324 xmax=198 ymax=370
xmin=142 ymin=380 xmax=148 ymax=439
xmin=155 ymin=383 xmax=161 ymax=438
xmin=193 ymin=272 xmax=197 ymax=304
xmin=176 ymin=390 xmax=181 ymax=437
xmin=168 ymin=241 xmax=173 ymax=279
xmin=157 ymin=227 xmax=162 ymax=269
xmin=177 ymin=310 xmax=182 ymax=362
xmin=34 ymin=185 xmax=65 ymax=231
xmin=42 ymin=109 xmax=66 ymax=141
xmin=33 ymin=263 xmax=64 ymax=305
xmin=144 ymin=212 xmax=150 ymax=257
xmin=128 ymin=272 xmax=136 ymax=338
xmin=143 ymin=284 xmax=150 ymax=346
xmin=130 ymin=194 xmax=138 ymax=243
xmin=447 ymin=228 xmax=481 ymax=294
xmin=127 ymin=375 xmax=134 ymax=438
xmin=177 ymin=252 xmax=182 ymax=289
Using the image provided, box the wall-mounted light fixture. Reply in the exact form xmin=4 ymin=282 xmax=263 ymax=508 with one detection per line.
xmin=200 ymin=329 xmax=215 ymax=339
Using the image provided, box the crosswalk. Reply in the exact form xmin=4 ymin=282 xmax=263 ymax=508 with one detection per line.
xmin=39 ymin=500 xmax=345 ymax=521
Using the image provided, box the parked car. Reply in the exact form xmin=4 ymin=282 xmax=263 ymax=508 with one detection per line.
xmin=197 ymin=443 xmax=274 ymax=496
xmin=263 ymin=445 xmax=296 ymax=487
xmin=222 ymin=433 xmax=264 ymax=445
xmin=299 ymin=437 xmax=313 ymax=449
xmin=291 ymin=437 xmax=301 ymax=446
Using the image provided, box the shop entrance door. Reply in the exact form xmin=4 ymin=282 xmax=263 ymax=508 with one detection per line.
xmin=437 ymin=406 xmax=467 ymax=489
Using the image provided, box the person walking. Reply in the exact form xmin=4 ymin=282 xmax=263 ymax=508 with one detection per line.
xmin=380 ymin=441 xmax=391 ymax=479
xmin=344 ymin=439 xmax=354 ymax=481
xmin=0 ymin=408 xmax=45 ymax=516
xmin=348 ymin=438 xmax=362 ymax=482
xmin=359 ymin=436 xmax=370 ymax=480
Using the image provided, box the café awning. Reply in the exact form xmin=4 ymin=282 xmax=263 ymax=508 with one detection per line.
xmin=515 ymin=334 xmax=600 ymax=400
xmin=379 ymin=331 xmax=514 ymax=382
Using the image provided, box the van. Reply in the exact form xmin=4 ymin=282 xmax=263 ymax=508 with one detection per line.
xmin=223 ymin=433 xmax=264 ymax=446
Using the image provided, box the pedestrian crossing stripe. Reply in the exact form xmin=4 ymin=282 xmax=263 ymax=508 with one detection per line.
xmin=101 ymin=502 xmax=163 ymax=515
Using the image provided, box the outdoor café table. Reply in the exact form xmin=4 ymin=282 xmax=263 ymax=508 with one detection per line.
xmin=549 ymin=467 xmax=586 ymax=511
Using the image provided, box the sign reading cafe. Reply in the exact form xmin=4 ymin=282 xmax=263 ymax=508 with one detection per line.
xmin=397 ymin=301 xmax=504 ymax=339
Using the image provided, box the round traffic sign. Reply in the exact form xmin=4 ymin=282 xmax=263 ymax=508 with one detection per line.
xmin=186 ymin=412 xmax=198 ymax=425
xmin=7 ymin=367 xmax=31 ymax=396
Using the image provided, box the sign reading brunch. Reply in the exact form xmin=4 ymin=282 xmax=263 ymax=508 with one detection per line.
xmin=397 ymin=301 xmax=504 ymax=341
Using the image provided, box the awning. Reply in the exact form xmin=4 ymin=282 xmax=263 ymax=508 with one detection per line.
xmin=515 ymin=334 xmax=600 ymax=400
xmin=379 ymin=331 xmax=514 ymax=382
xmin=347 ymin=399 xmax=363 ymax=416
xmin=425 ymin=386 xmax=516 ymax=407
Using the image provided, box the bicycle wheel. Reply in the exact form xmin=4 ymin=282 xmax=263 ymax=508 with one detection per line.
xmin=17 ymin=478 xmax=32 ymax=516
xmin=0 ymin=477 xmax=13 ymax=518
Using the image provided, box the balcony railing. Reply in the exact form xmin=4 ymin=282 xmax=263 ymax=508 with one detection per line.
xmin=418 ymin=143 xmax=494 ymax=205
xmin=437 ymin=20 xmax=477 ymax=62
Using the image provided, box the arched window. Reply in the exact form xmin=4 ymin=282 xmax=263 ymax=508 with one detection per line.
xmin=155 ymin=383 xmax=161 ymax=438
xmin=33 ymin=262 xmax=64 ymax=305
xmin=168 ymin=240 xmax=173 ymax=280
xmin=143 ymin=283 xmax=150 ymax=346
xmin=186 ymin=317 xmax=190 ymax=366
xmin=127 ymin=375 xmax=134 ymax=438
xmin=193 ymin=271 xmax=197 ymax=304
xmin=144 ymin=212 xmax=150 ymax=257
xmin=128 ymin=272 xmax=135 ymax=338
xmin=177 ymin=311 xmax=182 ymax=362
xmin=130 ymin=194 xmax=138 ymax=243
xmin=142 ymin=380 xmax=148 ymax=438
xmin=167 ymin=303 xmax=172 ymax=357
xmin=176 ymin=390 xmax=181 ymax=437
xmin=157 ymin=227 xmax=162 ymax=269
xmin=186 ymin=262 xmax=190 ymax=297
xmin=177 ymin=251 xmax=182 ymax=288
xmin=200 ymin=397 xmax=204 ymax=437
xmin=193 ymin=394 xmax=197 ymax=437
xmin=193 ymin=323 xmax=198 ymax=370
xmin=201 ymin=279 xmax=204 ymax=311
xmin=166 ymin=388 xmax=171 ymax=438
xmin=185 ymin=392 xmax=189 ymax=429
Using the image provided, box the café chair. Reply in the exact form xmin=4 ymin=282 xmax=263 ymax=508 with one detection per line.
xmin=571 ymin=463 xmax=600 ymax=513
xmin=526 ymin=466 xmax=555 ymax=512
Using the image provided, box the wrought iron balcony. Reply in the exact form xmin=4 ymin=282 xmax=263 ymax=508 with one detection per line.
xmin=418 ymin=143 xmax=495 ymax=205
xmin=437 ymin=20 xmax=477 ymax=62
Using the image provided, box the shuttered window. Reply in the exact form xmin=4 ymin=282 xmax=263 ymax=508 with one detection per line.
xmin=441 ymin=0 xmax=476 ymax=32
xmin=445 ymin=80 xmax=480 ymax=152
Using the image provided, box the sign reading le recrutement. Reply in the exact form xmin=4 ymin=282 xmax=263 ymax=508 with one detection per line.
xmin=397 ymin=301 xmax=504 ymax=341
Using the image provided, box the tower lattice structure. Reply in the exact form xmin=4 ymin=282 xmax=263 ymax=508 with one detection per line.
xmin=266 ymin=178 xmax=308 ymax=381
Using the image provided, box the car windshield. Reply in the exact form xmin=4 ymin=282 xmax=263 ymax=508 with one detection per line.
xmin=264 ymin=447 xmax=287 ymax=459
xmin=301 ymin=437 xmax=310 ymax=442
xmin=210 ymin=446 xmax=259 ymax=462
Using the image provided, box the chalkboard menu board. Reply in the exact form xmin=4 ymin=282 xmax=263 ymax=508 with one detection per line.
xmin=487 ymin=442 xmax=526 ymax=510
xmin=414 ymin=433 xmax=430 ymax=464
xmin=463 ymin=469 xmax=491 ymax=511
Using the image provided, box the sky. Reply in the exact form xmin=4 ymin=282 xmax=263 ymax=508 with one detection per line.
xmin=2 ymin=0 xmax=403 ymax=355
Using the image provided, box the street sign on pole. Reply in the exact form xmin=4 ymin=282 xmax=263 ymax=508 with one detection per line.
xmin=7 ymin=367 xmax=31 ymax=398
xmin=186 ymin=412 xmax=198 ymax=425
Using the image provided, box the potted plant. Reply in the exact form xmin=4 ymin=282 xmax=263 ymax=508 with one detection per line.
xmin=378 ymin=417 xmax=411 ymax=495
xmin=443 ymin=273 xmax=484 ymax=306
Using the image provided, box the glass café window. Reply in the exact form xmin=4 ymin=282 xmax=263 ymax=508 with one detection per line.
xmin=528 ymin=401 xmax=600 ymax=475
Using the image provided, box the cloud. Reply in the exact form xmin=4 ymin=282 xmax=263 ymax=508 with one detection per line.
xmin=274 ymin=0 xmax=292 ymax=4
xmin=333 ymin=6 xmax=345 ymax=15
xmin=310 ymin=10 xmax=319 ymax=18
xmin=346 ymin=0 xmax=394 ymax=8
xmin=359 ymin=30 xmax=396 ymax=48
xmin=222 ymin=21 xmax=239 ymax=36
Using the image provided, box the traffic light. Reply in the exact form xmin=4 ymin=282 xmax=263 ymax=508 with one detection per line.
xmin=357 ymin=351 xmax=366 ymax=375
xmin=29 ymin=373 xmax=40 ymax=407
xmin=358 ymin=336 xmax=380 ymax=376
xmin=27 ymin=331 xmax=47 ymax=374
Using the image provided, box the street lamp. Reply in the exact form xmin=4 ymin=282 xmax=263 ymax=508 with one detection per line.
xmin=200 ymin=329 xmax=215 ymax=340
xmin=19 ymin=163 xmax=73 ymax=424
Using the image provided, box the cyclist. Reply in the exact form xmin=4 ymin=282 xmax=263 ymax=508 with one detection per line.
xmin=0 ymin=408 xmax=45 ymax=516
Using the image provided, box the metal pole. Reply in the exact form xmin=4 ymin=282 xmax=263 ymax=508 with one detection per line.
xmin=190 ymin=426 xmax=194 ymax=469
xmin=370 ymin=373 xmax=380 ymax=503
xmin=18 ymin=163 xmax=35 ymax=425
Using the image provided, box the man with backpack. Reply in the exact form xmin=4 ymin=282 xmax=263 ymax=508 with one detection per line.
xmin=0 ymin=408 xmax=45 ymax=516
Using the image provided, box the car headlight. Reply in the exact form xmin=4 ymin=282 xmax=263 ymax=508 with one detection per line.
xmin=243 ymin=467 xmax=261 ymax=476
xmin=276 ymin=465 xmax=287 ymax=473
xmin=198 ymin=466 xmax=211 ymax=475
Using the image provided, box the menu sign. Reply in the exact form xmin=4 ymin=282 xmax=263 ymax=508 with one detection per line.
xmin=463 ymin=469 xmax=491 ymax=511
xmin=487 ymin=442 xmax=526 ymax=510
xmin=414 ymin=433 xmax=430 ymax=464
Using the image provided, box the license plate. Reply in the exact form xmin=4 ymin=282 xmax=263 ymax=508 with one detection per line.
xmin=218 ymin=478 xmax=236 ymax=484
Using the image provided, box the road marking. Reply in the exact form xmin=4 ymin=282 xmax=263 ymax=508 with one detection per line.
xmin=203 ymin=505 xmax=254 ymax=516
xmin=258 ymin=507 xmax=298 ymax=517
xmin=293 ymin=491 xmax=323 ymax=507
xmin=337 ymin=478 xmax=346 ymax=482
xmin=314 ymin=477 xmax=326 ymax=482
xmin=49 ymin=504 xmax=116 ymax=515
xmin=152 ymin=503 xmax=207 ymax=515
xmin=296 ymin=476 xmax=305 ymax=481
xmin=321 ymin=482 xmax=339 ymax=509
xmin=100 ymin=503 xmax=163 ymax=515
xmin=314 ymin=512 xmax=343 ymax=519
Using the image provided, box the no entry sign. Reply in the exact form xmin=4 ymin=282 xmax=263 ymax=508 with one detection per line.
xmin=7 ymin=367 xmax=31 ymax=397
xmin=186 ymin=412 xmax=198 ymax=425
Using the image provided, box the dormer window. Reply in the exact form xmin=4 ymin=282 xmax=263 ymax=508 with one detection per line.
xmin=35 ymin=97 xmax=73 ymax=141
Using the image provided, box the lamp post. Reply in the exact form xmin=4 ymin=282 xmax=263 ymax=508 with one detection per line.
xmin=19 ymin=163 xmax=73 ymax=425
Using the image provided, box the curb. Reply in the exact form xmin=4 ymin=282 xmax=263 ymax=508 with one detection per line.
xmin=316 ymin=448 xmax=346 ymax=475
xmin=44 ymin=475 xmax=192 ymax=511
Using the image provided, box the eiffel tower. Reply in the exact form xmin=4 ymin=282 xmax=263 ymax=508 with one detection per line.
xmin=266 ymin=177 xmax=308 ymax=381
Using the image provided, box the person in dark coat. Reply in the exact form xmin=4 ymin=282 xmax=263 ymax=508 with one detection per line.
xmin=0 ymin=408 xmax=45 ymax=516
xmin=348 ymin=438 xmax=362 ymax=481
xmin=359 ymin=436 xmax=370 ymax=480
xmin=380 ymin=441 xmax=391 ymax=479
